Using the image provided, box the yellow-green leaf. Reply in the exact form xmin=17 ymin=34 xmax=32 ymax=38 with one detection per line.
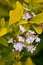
xmin=24 ymin=24 xmax=30 ymax=31
xmin=9 ymin=1 xmax=23 ymax=26
xmin=25 ymin=57 xmax=35 ymax=65
xmin=18 ymin=20 xmax=28 ymax=25
xmin=0 ymin=28 xmax=7 ymax=37
xmin=24 ymin=0 xmax=30 ymax=3
xmin=0 ymin=60 xmax=5 ymax=65
xmin=24 ymin=0 xmax=43 ymax=4
xmin=13 ymin=61 xmax=22 ymax=65
xmin=23 ymin=3 xmax=28 ymax=8
xmin=33 ymin=25 xmax=42 ymax=34
xmin=0 ymin=18 xmax=5 ymax=27
xmin=35 ymin=0 xmax=43 ymax=3
xmin=16 ymin=61 xmax=22 ymax=65
xmin=0 ymin=37 xmax=8 ymax=46
xmin=0 ymin=7 xmax=8 ymax=17
xmin=29 ymin=13 xmax=43 ymax=24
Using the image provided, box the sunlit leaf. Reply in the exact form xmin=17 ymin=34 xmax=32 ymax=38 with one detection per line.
xmin=0 ymin=28 xmax=7 ymax=37
xmin=33 ymin=25 xmax=42 ymax=34
xmin=9 ymin=1 xmax=23 ymax=26
xmin=25 ymin=57 xmax=35 ymax=65
xmin=35 ymin=0 xmax=43 ymax=3
xmin=24 ymin=0 xmax=43 ymax=3
xmin=18 ymin=20 xmax=28 ymax=25
xmin=29 ymin=13 xmax=43 ymax=24
xmin=24 ymin=24 xmax=30 ymax=31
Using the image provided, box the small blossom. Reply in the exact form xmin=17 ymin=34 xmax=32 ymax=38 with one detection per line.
xmin=26 ymin=37 xmax=31 ymax=44
xmin=27 ymin=46 xmax=36 ymax=53
xmin=28 ymin=30 xmax=36 ymax=34
xmin=29 ymin=36 xmax=35 ymax=42
xmin=13 ymin=43 xmax=25 ymax=52
xmin=8 ymin=38 xmax=13 ymax=43
xmin=35 ymin=37 xmax=40 ymax=42
xmin=26 ymin=36 xmax=35 ymax=44
xmin=26 ymin=13 xmax=32 ymax=19
xmin=22 ymin=13 xmax=32 ymax=20
xmin=18 ymin=36 xmax=24 ymax=42
xmin=19 ymin=25 xmax=25 ymax=32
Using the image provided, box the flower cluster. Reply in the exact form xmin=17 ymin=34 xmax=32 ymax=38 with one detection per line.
xmin=0 ymin=1 xmax=43 ymax=65
xmin=8 ymin=7 xmax=41 ymax=53
xmin=8 ymin=27 xmax=40 ymax=53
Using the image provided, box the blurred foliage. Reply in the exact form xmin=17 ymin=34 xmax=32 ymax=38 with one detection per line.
xmin=25 ymin=57 xmax=35 ymax=65
xmin=0 ymin=0 xmax=43 ymax=65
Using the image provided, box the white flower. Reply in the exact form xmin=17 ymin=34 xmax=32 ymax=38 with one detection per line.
xmin=28 ymin=30 xmax=36 ymax=34
xmin=26 ymin=38 xmax=31 ymax=44
xmin=19 ymin=25 xmax=25 ymax=33
xmin=29 ymin=36 xmax=35 ymax=42
xmin=8 ymin=38 xmax=13 ymax=43
xmin=24 ymin=7 xmax=30 ymax=11
xmin=22 ymin=13 xmax=32 ymax=20
xmin=18 ymin=36 xmax=24 ymax=42
xmin=35 ymin=37 xmax=40 ymax=42
xmin=13 ymin=43 xmax=25 ymax=52
xmin=26 ymin=13 xmax=32 ymax=19
xmin=27 ymin=46 xmax=36 ymax=53
xmin=31 ymin=12 xmax=36 ymax=17
xmin=26 ymin=36 xmax=35 ymax=44
xmin=23 ymin=8 xmax=36 ymax=20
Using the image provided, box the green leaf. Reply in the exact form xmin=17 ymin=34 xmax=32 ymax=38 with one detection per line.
xmin=0 ymin=7 xmax=8 ymax=17
xmin=32 ymin=25 xmax=42 ymax=34
xmin=0 ymin=51 xmax=15 ymax=65
xmin=24 ymin=0 xmax=30 ymax=3
xmin=0 ymin=37 xmax=8 ymax=46
xmin=29 ymin=3 xmax=42 ymax=14
xmin=0 ymin=59 xmax=5 ymax=65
